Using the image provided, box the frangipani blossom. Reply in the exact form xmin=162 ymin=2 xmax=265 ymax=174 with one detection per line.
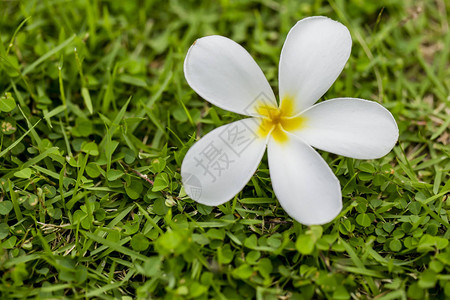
xmin=181 ymin=16 xmax=398 ymax=225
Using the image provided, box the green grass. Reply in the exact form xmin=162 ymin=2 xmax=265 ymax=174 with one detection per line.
xmin=0 ymin=0 xmax=449 ymax=299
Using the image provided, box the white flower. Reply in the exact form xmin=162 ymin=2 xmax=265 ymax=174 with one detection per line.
xmin=181 ymin=16 xmax=398 ymax=225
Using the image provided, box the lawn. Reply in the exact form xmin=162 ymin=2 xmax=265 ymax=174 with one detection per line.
xmin=0 ymin=0 xmax=449 ymax=299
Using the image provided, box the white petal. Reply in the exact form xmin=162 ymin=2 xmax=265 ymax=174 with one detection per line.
xmin=293 ymin=98 xmax=399 ymax=159
xmin=267 ymin=134 xmax=342 ymax=225
xmin=184 ymin=36 xmax=276 ymax=116
xmin=181 ymin=118 xmax=267 ymax=206
xmin=279 ymin=16 xmax=352 ymax=113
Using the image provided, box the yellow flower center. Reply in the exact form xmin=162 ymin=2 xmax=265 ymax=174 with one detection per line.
xmin=256 ymin=96 xmax=305 ymax=143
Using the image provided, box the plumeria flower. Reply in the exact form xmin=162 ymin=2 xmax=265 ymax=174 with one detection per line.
xmin=181 ymin=16 xmax=398 ymax=225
